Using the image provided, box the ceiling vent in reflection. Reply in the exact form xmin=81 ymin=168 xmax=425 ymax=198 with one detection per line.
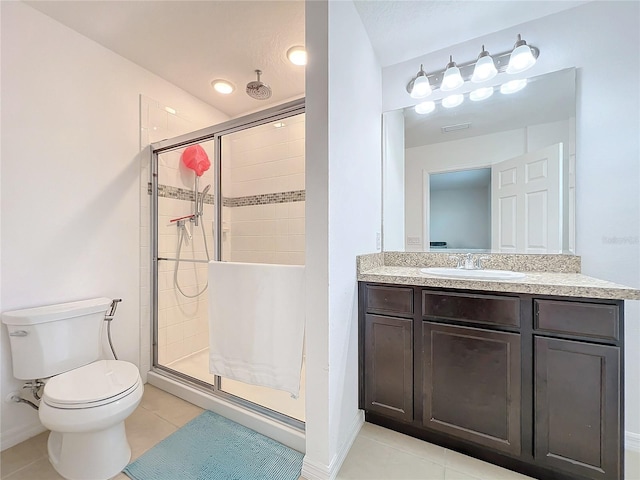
xmin=441 ymin=123 xmax=471 ymax=133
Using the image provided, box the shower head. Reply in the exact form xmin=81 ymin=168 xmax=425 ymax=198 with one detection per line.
xmin=246 ymin=70 xmax=272 ymax=100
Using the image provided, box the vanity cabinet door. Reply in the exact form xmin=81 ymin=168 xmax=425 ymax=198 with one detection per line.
xmin=363 ymin=314 xmax=413 ymax=422
xmin=534 ymin=337 xmax=620 ymax=480
xmin=422 ymin=322 xmax=521 ymax=456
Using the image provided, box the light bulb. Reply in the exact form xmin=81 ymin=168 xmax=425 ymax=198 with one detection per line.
xmin=410 ymin=65 xmax=432 ymax=99
xmin=500 ymin=79 xmax=528 ymax=94
xmin=441 ymin=56 xmax=464 ymax=91
xmin=470 ymin=87 xmax=494 ymax=102
xmin=442 ymin=94 xmax=464 ymax=108
xmin=507 ymin=35 xmax=536 ymax=74
xmin=414 ymin=101 xmax=436 ymax=115
xmin=471 ymin=47 xmax=497 ymax=83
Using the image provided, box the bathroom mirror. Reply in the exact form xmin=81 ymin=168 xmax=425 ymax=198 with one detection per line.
xmin=383 ymin=68 xmax=576 ymax=253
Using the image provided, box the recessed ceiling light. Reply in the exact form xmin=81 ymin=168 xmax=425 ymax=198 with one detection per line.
xmin=287 ymin=46 xmax=307 ymax=66
xmin=211 ymin=79 xmax=235 ymax=94
xmin=164 ymin=106 xmax=177 ymax=115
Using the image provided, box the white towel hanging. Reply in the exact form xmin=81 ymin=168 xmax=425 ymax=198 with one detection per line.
xmin=208 ymin=261 xmax=305 ymax=397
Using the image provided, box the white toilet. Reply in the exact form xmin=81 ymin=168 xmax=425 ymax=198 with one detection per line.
xmin=2 ymin=297 xmax=143 ymax=480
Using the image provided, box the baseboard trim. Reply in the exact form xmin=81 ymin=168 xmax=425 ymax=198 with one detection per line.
xmin=627 ymin=431 xmax=640 ymax=452
xmin=301 ymin=409 xmax=364 ymax=480
xmin=1 ymin=422 xmax=47 ymax=451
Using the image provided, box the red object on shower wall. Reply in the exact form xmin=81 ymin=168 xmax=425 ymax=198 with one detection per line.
xmin=181 ymin=144 xmax=211 ymax=177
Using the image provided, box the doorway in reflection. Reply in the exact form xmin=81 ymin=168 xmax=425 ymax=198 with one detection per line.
xmin=429 ymin=168 xmax=491 ymax=250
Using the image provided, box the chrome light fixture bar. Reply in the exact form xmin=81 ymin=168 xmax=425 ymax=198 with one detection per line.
xmin=406 ymin=35 xmax=539 ymax=96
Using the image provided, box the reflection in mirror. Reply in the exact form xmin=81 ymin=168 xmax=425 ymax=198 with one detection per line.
xmin=430 ymin=169 xmax=491 ymax=250
xmin=383 ymin=68 xmax=576 ymax=254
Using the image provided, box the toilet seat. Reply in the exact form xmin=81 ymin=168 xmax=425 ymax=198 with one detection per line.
xmin=43 ymin=360 xmax=140 ymax=409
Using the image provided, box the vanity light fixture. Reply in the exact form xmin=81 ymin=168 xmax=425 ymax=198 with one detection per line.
xmin=405 ymin=35 xmax=538 ymax=98
xmin=500 ymin=78 xmax=528 ymax=94
xmin=442 ymin=94 xmax=464 ymax=108
xmin=441 ymin=56 xmax=464 ymax=91
xmin=287 ymin=46 xmax=307 ymax=66
xmin=409 ymin=65 xmax=432 ymax=99
xmin=211 ymin=79 xmax=235 ymax=94
xmin=471 ymin=46 xmax=497 ymax=83
xmin=507 ymin=34 xmax=537 ymax=74
xmin=414 ymin=100 xmax=436 ymax=115
xmin=470 ymin=86 xmax=494 ymax=102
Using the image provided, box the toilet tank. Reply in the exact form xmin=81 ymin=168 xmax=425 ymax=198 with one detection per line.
xmin=2 ymin=298 xmax=113 ymax=380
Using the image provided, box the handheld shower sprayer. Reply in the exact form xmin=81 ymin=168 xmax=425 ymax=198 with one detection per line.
xmin=198 ymin=184 xmax=211 ymax=220
xmin=193 ymin=180 xmax=211 ymax=226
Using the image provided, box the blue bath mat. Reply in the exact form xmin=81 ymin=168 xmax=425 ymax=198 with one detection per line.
xmin=123 ymin=410 xmax=304 ymax=480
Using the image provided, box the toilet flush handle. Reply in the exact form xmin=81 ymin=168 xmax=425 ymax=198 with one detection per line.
xmin=9 ymin=330 xmax=28 ymax=337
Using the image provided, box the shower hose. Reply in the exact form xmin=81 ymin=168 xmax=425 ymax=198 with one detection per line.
xmin=174 ymin=220 xmax=210 ymax=298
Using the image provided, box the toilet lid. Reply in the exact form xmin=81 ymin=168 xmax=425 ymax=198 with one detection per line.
xmin=43 ymin=360 xmax=140 ymax=408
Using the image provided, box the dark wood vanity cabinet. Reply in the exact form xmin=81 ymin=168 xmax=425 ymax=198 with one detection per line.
xmin=423 ymin=322 xmax=522 ymax=456
xmin=533 ymin=299 xmax=622 ymax=480
xmin=361 ymin=285 xmax=414 ymax=422
xmin=359 ymin=283 xmax=624 ymax=480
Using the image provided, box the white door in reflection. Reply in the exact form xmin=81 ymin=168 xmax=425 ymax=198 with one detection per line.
xmin=492 ymin=143 xmax=562 ymax=253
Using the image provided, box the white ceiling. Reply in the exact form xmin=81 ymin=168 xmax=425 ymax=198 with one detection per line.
xmin=25 ymin=0 xmax=586 ymax=118
xmin=353 ymin=0 xmax=587 ymax=67
xmin=25 ymin=0 xmax=305 ymax=118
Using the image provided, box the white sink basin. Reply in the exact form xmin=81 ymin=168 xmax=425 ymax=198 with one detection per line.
xmin=420 ymin=267 xmax=526 ymax=280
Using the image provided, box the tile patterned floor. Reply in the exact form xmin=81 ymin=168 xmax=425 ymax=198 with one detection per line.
xmin=2 ymin=384 xmax=639 ymax=480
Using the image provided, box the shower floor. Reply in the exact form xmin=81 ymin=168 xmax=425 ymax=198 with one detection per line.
xmin=167 ymin=348 xmax=305 ymax=422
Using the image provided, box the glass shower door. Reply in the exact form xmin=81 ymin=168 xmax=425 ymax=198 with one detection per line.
xmin=154 ymin=140 xmax=217 ymax=385
xmin=217 ymin=113 xmax=306 ymax=422
xmin=151 ymin=105 xmax=306 ymax=425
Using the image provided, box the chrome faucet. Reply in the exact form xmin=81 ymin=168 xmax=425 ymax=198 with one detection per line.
xmin=449 ymin=253 xmax=490 ymax=270
xmin=463 ymin=253 xmax=475 ymax=270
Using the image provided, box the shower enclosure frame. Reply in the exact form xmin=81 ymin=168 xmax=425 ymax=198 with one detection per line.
xmin=149 ymin=99 xmax=305 ymax=430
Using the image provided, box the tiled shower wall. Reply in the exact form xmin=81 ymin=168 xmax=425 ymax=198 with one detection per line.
xmin=222 ymin=113 xmax=305 ymax=265
xmin=140 ymin=96 xmax=219 ymax=368
xmin=156 ymin=143 xmax=215 ymax=366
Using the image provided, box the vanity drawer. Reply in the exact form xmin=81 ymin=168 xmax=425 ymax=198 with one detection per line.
xmin=365 ymin=285 xmax=413 ymax=316
xmin=534 ymin=299 xmax=619 ymax=341
xmin=422 ymin=291 xmax=520 ymax=328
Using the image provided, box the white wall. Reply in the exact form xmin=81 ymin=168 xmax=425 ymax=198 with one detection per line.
xmin=0 ymin=2 xmax=225 ymax=450
xmin=304 ymin=0 xmax=382 ymax=478
xmin=383 ymin=1 xmax=640 ymax=438
xmin=430 ymin=186 xmax=490 ymax=249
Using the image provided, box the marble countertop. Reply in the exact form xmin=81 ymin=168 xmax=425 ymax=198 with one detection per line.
xmin=357 ymin=253 xmax=640 ymax=300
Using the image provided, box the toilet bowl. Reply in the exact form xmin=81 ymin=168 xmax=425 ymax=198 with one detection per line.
xmin=2 ymin=298 xmax=142 ymax=480
xmin=38 ymin=360 xmax=143 ymax=480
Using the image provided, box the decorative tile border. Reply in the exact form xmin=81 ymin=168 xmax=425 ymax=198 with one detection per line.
xmin=154 ymin=183 xmax=305 ymax=207
xmin=156 ymin=184 xmax=214 ymax=205
xmin=223 ymin=190 xmax=305 ymax=207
